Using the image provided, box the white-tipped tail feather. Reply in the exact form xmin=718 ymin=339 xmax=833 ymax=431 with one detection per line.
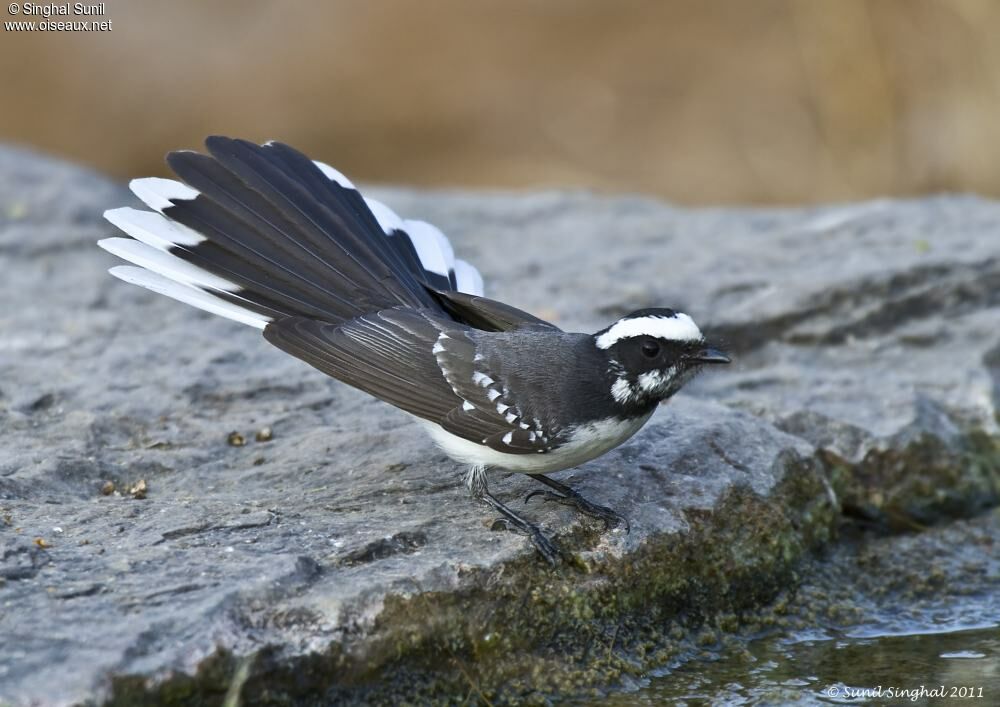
xmin=97 ymin=237 xmax=241 ymax=293
xmin=108 ymin=266 xmax=270 ymax=329
xmin=129 ymin=178 xmax=199 ymax=213
xmin=102 ymin=138 xmax=485 ymax=332
xmin=402 ymin=219 xmax=453 ymax=279
xmin=364 ymin=197 xmax=406 ymax=234
xmin=453 ymin=260 xmax=484 ymax=298
xmin=362 ymin=199 xmax=480 ymax=293
xmin=310 ymin=160 xmax=355 ymax=188
xmin=104 ymin=207 xmax=204 ymax=250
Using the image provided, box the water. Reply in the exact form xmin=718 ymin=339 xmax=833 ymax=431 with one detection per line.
xmin=613 ymin=625 xmax=999 ymax=706
xmin=600 ymin=510 xmax=1000 ymax=706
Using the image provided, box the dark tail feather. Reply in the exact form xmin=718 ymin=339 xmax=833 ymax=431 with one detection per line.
xmin=99 ymin=137 xmax=484 ymax=329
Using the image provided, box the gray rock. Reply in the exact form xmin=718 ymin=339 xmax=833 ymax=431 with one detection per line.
xmin=0 ymin=146 xmax=997 ymax=705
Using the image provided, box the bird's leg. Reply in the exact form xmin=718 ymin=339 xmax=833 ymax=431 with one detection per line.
xmin=465 ymin=465 xmax=561 ymax=565
xmin=525 ymin=474 xmax=630 ymax=533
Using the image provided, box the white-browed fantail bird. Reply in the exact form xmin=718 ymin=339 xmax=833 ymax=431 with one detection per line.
xmin=98 ymin=137 xmax=730 ymax=564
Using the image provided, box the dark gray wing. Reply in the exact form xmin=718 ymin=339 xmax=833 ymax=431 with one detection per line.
xmin=263 ymin=309 xmax=459 ymax=421
xmin=429 ymin=290 xmax=561 ymax=333
xmin=433 ymin=328 xmax=562 ymax=454
xmin=263 ymin=309 xmax=561 ymax=455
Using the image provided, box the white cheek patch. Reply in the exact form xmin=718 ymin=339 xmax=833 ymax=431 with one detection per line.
xmin=637 ymin=367 xmax=677 ymax=395
xmin=636 ymin=370 xmax=664 ymax=393
xmin=613 ymin=366 xmax=681 ymax=406
xmin=611 ymin=377 xmax=635 ymax=404
xmin=596 ymin=312 xmax=702 ymax=349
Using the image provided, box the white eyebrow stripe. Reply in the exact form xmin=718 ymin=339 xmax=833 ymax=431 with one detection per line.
xmin=595 ymin=313 xmax=702 ymax=349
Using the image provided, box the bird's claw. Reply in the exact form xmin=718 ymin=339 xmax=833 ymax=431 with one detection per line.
xmin=490 ymin=516 xmax=560 ymax=564
xmin=529 ymin=529 xmax=561 ymax=566
xmin=490 ymin=517 xmax=519 ymax=533
xmin=524 ymin=489 xmax=554 ymax=505
xmin=524 ymin=487 xmax=630 ymax=533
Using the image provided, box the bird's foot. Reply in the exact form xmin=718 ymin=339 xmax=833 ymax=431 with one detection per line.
xmin=525 ymin=475 xmax=630 ymax=533
xmin=467 ymin=464 xmax=562 ymax=565
xmin=489 ymin=516 xmax=561 ymax=565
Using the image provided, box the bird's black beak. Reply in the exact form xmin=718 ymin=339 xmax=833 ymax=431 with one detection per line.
xmin=685 ymin=347 xmax=731 ymax=365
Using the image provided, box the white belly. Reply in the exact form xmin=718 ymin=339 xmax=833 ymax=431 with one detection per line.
xmin=418 ymin=411 xmax=654 ymax=474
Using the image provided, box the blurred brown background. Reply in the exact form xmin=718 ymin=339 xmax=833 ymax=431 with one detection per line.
xmin=3 ymin=0 xmax=1000 ymax=204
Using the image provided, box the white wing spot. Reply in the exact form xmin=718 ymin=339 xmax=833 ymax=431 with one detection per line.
xmin=486 ymin=388 xmax=501 ymax=402
xmin=505 ymin=412 xmax=518 ymax=424
xmin=502 ymin=432 xmax=513 ymax=445
xmin=472 ymin=371 xmax=494 ymax=387
xmin=462 ymin=400 xmax=476 ymax=412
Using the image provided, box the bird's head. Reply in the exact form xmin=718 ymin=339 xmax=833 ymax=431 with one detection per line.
xmin=593 ymin=308 xmax=730 ymax=411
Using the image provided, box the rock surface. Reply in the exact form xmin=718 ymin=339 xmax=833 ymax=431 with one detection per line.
xmin=0 ymin=146 xmax=997 ymax=705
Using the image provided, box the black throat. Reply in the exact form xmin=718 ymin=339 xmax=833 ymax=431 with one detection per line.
xmin=570 ymin=338 xmax=661 ymax=422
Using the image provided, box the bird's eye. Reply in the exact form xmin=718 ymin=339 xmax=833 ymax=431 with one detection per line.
xmin=640 ymin=340 xmax=661 ymax=358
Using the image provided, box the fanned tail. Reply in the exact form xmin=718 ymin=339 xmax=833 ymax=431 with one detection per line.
xmin=99 ymin=136 xmax=484 ymax=329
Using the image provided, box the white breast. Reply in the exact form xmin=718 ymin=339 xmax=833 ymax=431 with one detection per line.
xmin=417 ymin=411 xmax=654 ymax=474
